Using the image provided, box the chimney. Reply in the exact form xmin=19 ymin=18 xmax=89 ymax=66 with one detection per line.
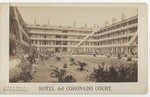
xmin=73 ymin=22 xmax=76 ymax=28
xmin=94 ymin=24 xmax=96 ymax=28
xmin=97 ymin=25 xmax=99 ymax=28
xmin=47 ymin=20 xmax=49 ymax=26
xmin=34 ymin=19 xmax=36 ymax=25
xmin=105 ymin=21 xmax=109 ymax=27
xmin=112 ymin=18 xmax=116 ymax=24
xmin=85 ymin=23 xmax=87 ymax=28
xmin=121 ymin=14 xmax=126 ymax=21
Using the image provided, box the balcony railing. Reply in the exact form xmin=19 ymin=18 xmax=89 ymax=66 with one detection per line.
xmin=30 ymin=38 xmax=83 ymax=41
xmin=80 ymin=43 xmax=130 ymax=48
xmin=93 ymin=23 xmax=137 ymax=36
xmin=33 ymin=43 xmax=133 ymax=48
xmin=87 ymin=33 xmax=135 ymax=42
xmin=29 ymin=31 xmax=89 ymax=36
xmin=35 ymin=45 xmax=76 ymax=48
xmin=27 ymin=25 xmax=94 ymax=32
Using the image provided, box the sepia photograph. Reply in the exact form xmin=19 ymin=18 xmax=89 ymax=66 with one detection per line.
xmin=9 ymin=5 xmax=138 ymax=83
xmin=0 ymin=2 xmax=148 ymax=94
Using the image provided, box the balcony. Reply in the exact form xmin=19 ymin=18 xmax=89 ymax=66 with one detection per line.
xmin=27 ymin=25 xmax=94 ymax=32
xmin=29 ymin=31 xmax=89 ymax=36
xmin=87 ymin=33 xmax=135 ymax=42
xmin=35 ymin=45 xmax=76 ymax=48
xmin=93 ymin=23 xmax=137 ymax=37
xmin=30 ymin=37 xmax=83 ymax=41
xmin=80 ymin=43 xmax=129 ymax=48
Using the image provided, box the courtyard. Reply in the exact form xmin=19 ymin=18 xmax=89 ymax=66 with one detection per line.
xmin=9 ymin=55 xmax=137 ymax=83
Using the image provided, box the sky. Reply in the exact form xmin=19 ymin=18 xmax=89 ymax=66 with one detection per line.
xmin=17 ymin=6 xmax=137 ymax=29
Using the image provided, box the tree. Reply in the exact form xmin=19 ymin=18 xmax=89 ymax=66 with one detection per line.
xmin=51 ymin=67 xmax=66 ymax=82
xmin=109 ymin=66 xmax=118 ymax=82
xmin=78 ymin=61 xmax=87 ymax=71
xmin=88 ymin=65 xmax=105 ymax=82
xmin=51 ymin=67 xmax=76 ymax=82
xmin=118 ymin=53 xmax=122 ymax=59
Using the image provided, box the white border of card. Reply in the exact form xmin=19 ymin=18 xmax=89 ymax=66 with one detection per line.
xmin=0 ymin=3 xmax=148 ymax=94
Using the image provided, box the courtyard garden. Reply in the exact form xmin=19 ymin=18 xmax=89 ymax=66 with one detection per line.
xmin=9 ymin=53 xmax=138 ymax=83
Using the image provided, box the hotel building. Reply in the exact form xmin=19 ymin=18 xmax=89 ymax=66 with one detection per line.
xmin=9 ymin=6 xmax=138 ymax=58
xmin=28 ymin=15 xmax=138 ymax=57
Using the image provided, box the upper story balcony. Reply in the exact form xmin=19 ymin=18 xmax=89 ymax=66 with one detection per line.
xmin=93 ymin=23 xmax=137 ymax=37
xmin=80 ymin=43 xmax=129 ymax=48
xmin=30 ymin=37 xmax=83 ymax=41
xmin=35 ymin=44 xmax=76 ymax=48
xmin=29 ymin=31 xmax=88 ymax=36
xmin=87 ymin=33 xmax=135 ymax=42
xmin=27 ymin=25 xmax=94 ymax=32
xmin=34 ymin=43 xmax=133 ymax=48
xmin=94 ymin=16 xmax=138 ymax=34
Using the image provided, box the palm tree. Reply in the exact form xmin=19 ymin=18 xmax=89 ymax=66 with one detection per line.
xmin=51 ymin=67 xmax=66 ymax=82
xmin=78 ymin=61 xmax=87 ymax=71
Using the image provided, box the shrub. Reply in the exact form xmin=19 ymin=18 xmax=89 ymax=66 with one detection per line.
xmin=127 ymin=61 xmax=137 ymax=82
xmin=63 ymin=63 xmax=67 ymax=68
xmin=127 ymin=57 xmax=132 ymax=61
xmin=118 ymin=62 xmax=137 ymax=82
xmin=51 ymin=67 xmax=76 ymax=82
xmin=63 ymin=75 xmax=76 ymax=82
xmin=56 ymin=56 xmax=61 ymax=61
xmin=19 ymin=57 xmax=34 ymax=82
xmin=51 ymin=67 xmax=66 ymax=82
xmin=69 ymin=57 xmax=75 ymax=66
xmin=88 ymin=61 xmax=137 ymax=82
xmin=78 ymin=61 xmax=87 ymax=71
xmin=70 ymin=57 xmax=74 ymax=62
xmin=45 ymin=56 xmax=49 ymax=60
xmin=118 ymin=54 xmax=122 ymax=59
xmin=19 ymin=72 xmax=33 ymax=82
xmin=109 ymin=66 xmax=118 ymax=82
xmin=102 ymin=62 xmax=105 ymax=68
xmin=107 ymin=55 xmax=110 ymax=58
xmin=9 ymin=57 xmax=34 ymax=82
xmin=93 ymin=54 xmax=96 ymax=57
xmin=69 ymin=57 xmax=79 ymax=66
xmin=9 ymin=75 xmax=20 ymax=82
xmin=88 ymin=65 xmax=106 ymax=82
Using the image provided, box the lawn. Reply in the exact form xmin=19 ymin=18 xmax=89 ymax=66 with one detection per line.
xmin=9 ymin=56 xmax=137 ymax=83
